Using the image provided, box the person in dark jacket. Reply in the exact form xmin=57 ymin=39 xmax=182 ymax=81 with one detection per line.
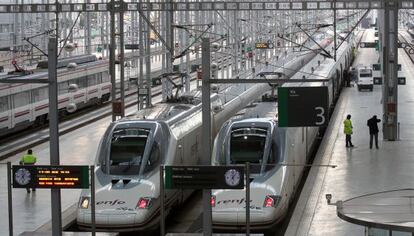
xmin=367 ymin=115 xmax=381 ymax=149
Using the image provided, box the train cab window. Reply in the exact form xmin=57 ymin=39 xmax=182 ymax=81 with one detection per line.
xmin=12 ymin=91 xmax=30 ymax=108
xmin=229 ymin=128 xmax=267 ymax=164
xmin=0 ymin=96 xmax=9 ymax=112
xmin=32 ymin=87 xmax=48 ymax=102
xmin=109 ymin=128 xmax=150 ymax=175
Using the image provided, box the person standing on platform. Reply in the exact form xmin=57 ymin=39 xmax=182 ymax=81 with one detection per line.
xmin=344 ymin=69 xmax=351 ymax=87
xmin=344 ymin=114 xmax=354 ymax=147
xmin=367 ymin=115 xmax=381 ymax=149
xmin=20 ymin=149 xmax=37 ymax=193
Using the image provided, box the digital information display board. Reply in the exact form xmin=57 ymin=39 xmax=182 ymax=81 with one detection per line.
xmin=12 ymin=165 xmax=89 ymax=189
xmin=255 ymin=42 xmax=275 ymax=49
xmin=165 ymin=166 xmax=245 ymax=190
xmin=278 ymin=86 xmax=328 ymax=127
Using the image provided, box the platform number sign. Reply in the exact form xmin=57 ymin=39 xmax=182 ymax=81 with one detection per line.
xmin=278 ymin=86 xmax=328 ymax=127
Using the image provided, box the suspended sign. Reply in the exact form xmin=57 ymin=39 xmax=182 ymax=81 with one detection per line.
xmin=12 ymin=165 xmax=89 ymax=189
xmin=164 ymin=166 xmax=245 ymax=189
xmin=125 ymin=44 xmax=139 ymax=50
xmin=255 ymin=42 xmax=274 ymax=49
xmin=359 ymin=42 xmax=377 ymax=48
xmin=278 ymin=86 xmax=329 ymax=127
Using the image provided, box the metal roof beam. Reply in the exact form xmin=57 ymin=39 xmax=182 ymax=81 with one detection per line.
xmin=1 ymin=1 xmax=412 ymax=14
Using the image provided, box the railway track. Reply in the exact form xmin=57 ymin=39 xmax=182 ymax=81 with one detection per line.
xmin=398 ymin=31 xmax=414 ymax=63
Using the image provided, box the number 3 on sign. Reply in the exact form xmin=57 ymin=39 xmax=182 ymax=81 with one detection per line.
xmin=315 ymin=107 xmax=325 ymax=125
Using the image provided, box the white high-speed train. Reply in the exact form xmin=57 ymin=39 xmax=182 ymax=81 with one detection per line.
xmin=75 ymin=34 xmax=333 ymax=231
xmin=210 ymin=31 xmax=363 ymax=231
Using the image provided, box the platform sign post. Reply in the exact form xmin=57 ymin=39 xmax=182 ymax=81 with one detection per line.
xmin=278 ymin=86 xmax=329 ymax=127
xmin=48 ymin=36 xmax=62 ymax=236
xmin=7 ymin=162 xmax=13 ymax=236
xmin=160 ymin=165 xmax=165 ymax=236
xmin=90 ymin=165 xmax=96 ymax=236
xmin=245 ymin=162 xmax=250 ymax=236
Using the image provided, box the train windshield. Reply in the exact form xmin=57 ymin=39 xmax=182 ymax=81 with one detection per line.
xmin=109 ymin=128 xmax=150 ymax=175
xmin=230 ymin=128 xmax=267 ymax=164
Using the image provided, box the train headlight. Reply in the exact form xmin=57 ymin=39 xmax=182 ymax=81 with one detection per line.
xmin=79 ymin=197 xmax=90 ymax=209
xmin=136 ymin=197 xmax=153 ymax=209
xmin=210 ymin=196 xmax=216 ymax=207
xmin=263 ymin=195 xmax=281 ymax=208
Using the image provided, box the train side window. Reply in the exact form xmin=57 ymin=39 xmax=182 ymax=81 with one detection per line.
xmin=97 ymin=73 xmax=102 ymax=83
xmin=268 ymin=142 xmax=279 ymax=164
xmin=58 ymin=82 xmax=69 ymax=94
xmin=0 ymin=96 xmax=9 ymax=112
xmin=145 ymin=142 xmax=160 ymax=173
xmin=32 ymin=87 xmax=48 ymax=102
xmin=88 ymin=74 xmax=98 ymax=86
xmin=102 ymin=72 xmax=110 ymax=83
xmin=13 ymin=91 xmax=30 ymax=108
xmin=77 ymin=77 xmax=87 ymax=89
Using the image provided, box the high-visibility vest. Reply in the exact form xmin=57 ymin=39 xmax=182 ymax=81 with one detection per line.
xmin=21 ymin=154 xmax=37 ymax=164
xmin=343 ymin=119 xmax=353 ymax=135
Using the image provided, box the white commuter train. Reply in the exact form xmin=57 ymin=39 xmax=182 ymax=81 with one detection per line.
xmin=0 ymin=53 xmax=211 ymax=137
xmin=210 ymin=32 xmax=362 ymax=231
xmin=75 ymin=35 xmax=334 ymax=231
xmin=0 ymin=55 xmax=111 ymax=137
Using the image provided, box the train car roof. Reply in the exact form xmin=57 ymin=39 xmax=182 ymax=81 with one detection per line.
xmin=0 ymin=59 xmax=108 ymax=89
xmin=231 ymin=99 xmax=278 ymax=121
xmin=288 ymin=40 xmax=351 ymax=87
xmin=123 ymin=103 xmax=196 ymax=121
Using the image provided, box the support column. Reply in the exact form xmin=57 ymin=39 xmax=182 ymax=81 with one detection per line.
xmin=138 ymin=0 xmax=144 ymax=109
xmin=201 ymin=38 xmax=212 ymax=236
xmin=380 ymin=1 xmax=399 ymax=140
xmin=85 ymin=0 xmax=91 ymax=54
xmin=109 ymin=0 xmax=116 ymax=121
xmin=145 ymin=2 xmax=152 ymax=107
xmin=48 ymin=36 xmax=62 ymax=236
xmin=120 ymin=9 xmax=125 ymax=117
xmin=232 ymin=11 xmax=238 ymax=76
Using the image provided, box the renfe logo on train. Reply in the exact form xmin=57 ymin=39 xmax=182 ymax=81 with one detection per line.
xmin=96 ymin=199 xmax=126 ymax=206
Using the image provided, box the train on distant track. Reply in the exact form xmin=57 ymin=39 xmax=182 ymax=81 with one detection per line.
xmin=0 ymin=55 xmax=111 ymax=137
xmin=210 ymin=31 xmax=362 ymax=231
xmin=75 ymin=32 xmax=341 ymax=232
xmin=0 ymin=53 xmax=212 ymax=138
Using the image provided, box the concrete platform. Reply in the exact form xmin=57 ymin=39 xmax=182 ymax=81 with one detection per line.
xmin=286 ymin=31 xmax=414 ymax=235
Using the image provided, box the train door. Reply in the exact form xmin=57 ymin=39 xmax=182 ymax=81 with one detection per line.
xmin=336 ymin=69 xmax=340 ymax=92
xmin=0 ymin=96 xmax=11 ymax=129
xmin=11 ymin=91 xmax=31 ymax=127
xmin=86 ymin=74 xmax=100 ymax=102
xmin=345 ymin=55 xmax=349 ymax=68
xmin=73 ymin=77 xmax=87 ymax=107
xmin=293 ymin=127 xmax=306 ymax=191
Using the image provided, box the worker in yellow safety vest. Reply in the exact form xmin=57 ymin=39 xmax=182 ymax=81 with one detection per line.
xmin=20 ymin=149 xmax=37 ymax=193
xmin=343 ymin=114 xmax=354 ymax=148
